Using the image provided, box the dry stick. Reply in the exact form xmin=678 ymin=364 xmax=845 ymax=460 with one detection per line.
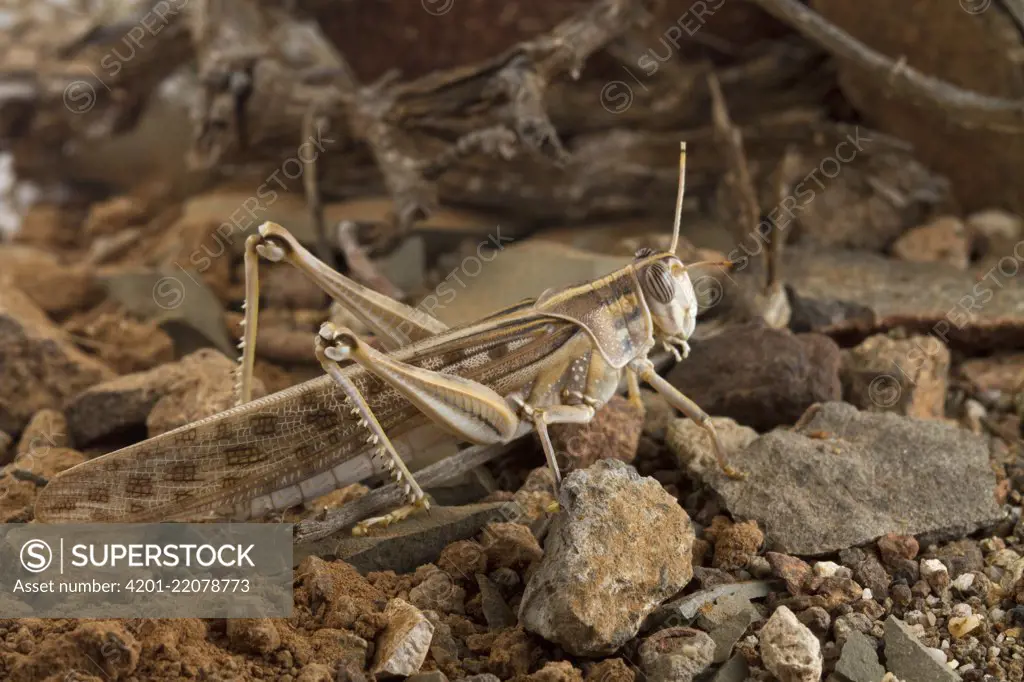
xmin=707 ymin=71 xmax=761 ymax=276
xmin=335 ymin=221 xmax=406 ymax=301
xmin=293 ymin=441 xmax=520 ymax=544
xmin=748 ymin=0 xmax=1024 ymax=132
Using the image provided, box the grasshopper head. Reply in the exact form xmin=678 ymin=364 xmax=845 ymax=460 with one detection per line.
xmin=634 ymin=249 xmax=699 ymax=343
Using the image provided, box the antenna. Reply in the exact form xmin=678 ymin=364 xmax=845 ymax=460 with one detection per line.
xmin=670 ymin=141 xmax=686 ymax=254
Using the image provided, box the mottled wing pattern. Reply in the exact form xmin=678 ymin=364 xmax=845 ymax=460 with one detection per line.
xmin=35 ymin=312 xmax=580 ymax=523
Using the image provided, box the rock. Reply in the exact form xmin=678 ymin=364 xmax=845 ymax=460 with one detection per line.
xmin=65 ymin=348 xmax=266 ymax=444
xmin=759 ymin=606 xmax=822 ymax=682
xmin=476 ymin=574 xmax=516 ymax=630
xmin=487 ymin=627 xmax=541 ymax=678
xmin=707 ymin=402 xmax=1002 ymax=555
xmin=947 ymin=614 xmax=982 ymax=639
xmin=891 ymin=216 xmax=970 ymax=269
xmin=0 ymin=286 xmax=115 ymax=434
xmin=708 ymin=518 xmax=763 ymax=571
xmin=667 ymin=323 xmax=841 ymax=431
xmin=523 ymin=661 xmax=584 ymax=682
xmin=966 ymin=209 xmax=1022 ymax=262
xmin=639 ymin=627 xmax=715 ymax=682
xmin=519 ymin=460 xmax=694 ymax=656
xmin=0 ymin=245 xmax=103 ymax=317
xmin=838 ymin=548 xmax=891 ymax=600
xmin=226 ymin=618 xmax=282 ymax=654
xmin=479 ymin=522 xmax=543 ymax=571
xmin=62 ymin=308 xmax=175 ymax=375
xmin=834 ymin=631 xmax=885 ymax=682
xmin=372 ymin=599 xmax=434 ymax=678
xmin=883 ymin=616 xmax=958 ymax=682
xmin=456 ymin=676 xmax=501 ymax=682
xmin=644 ymin=581 xmax=772 ymax=632
xmin=919 ymin=559 xmax=949 ymax=594
xmin=784 ymin=246 xmax=1024 ymax=349
xmin=584 ymin=658 xmax=635 ymax=681
xmin=409 ymin=568 xmax=466 ymax=615
xmin=14 ymin=446 xmax=86 ymax=481
xmin=666 ymin=416 xmax=757 ymax=477
xmin=711 ymin=655 xmax=750 ymax=682
xmin=767 ymin=553 xmax=813 ymax=595
xmin=16 ymin=409 xmax=69 ymax=455
xmin=438 ymin=540 xmax=488 ymax=580
xmin=796 ymin=606 xmax=831 ymax=635
xmin=549 ymin=395 xmax=642 ymax=471
xmin=695 ymin=593 xmax=762 ymax=663
xmin=877 ymin=534 xmax=919 ymax=565
xmin=840 ymin=334 xmax=949 ymax=420
xmin=101 ymin=268 xmax=235 ymax=356
xmin=295 ymin=501 xmax=524 ymax=573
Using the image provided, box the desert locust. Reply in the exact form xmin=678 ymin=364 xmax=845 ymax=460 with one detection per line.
xmin=35 ymin=143 xmax=740 ymax=533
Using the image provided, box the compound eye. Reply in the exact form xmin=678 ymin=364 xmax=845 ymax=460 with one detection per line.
xmin=642 ymin=261 xmax=675 ymax=304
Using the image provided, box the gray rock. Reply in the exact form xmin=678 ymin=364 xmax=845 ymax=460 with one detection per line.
xmin=712 ymin=655 xmax=750 ymax=682
xmin=644 ymin=580 xmax=773 ymax=632
xmin=696 ymin=594 xmax=762 ymax=663
xmin=639 ymin=627 xmax=715 ymax=682
xmin=519 ymin=460 xmax=694 ymax=656
xmin=409 ymin=569 xmax=466 ymax=615
xmin=667 ymin=323 xmax=841 ymax=432
xmin=476 ymin=573 xmax=516 ymax=629
xmin=759 ymin=606 xmax=822 ymax=682
xmin=294 ymin=501 xmax=521 ymax=573
xmin=102 ymin=268 xmax=234 ymax=357
xmin=707 ymin=402 xmax=1002 ymax=555
xmin=667 ymin=416 xmax=757 ymax=478
xmin=834 ymin=631 xmax=884 ymax=682
xmin=883 ymin=616 xmax=958 ymax=682
xmin=454 ymin=676 xmax=501 ymax=682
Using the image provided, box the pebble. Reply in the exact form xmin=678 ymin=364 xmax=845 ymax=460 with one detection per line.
xmin=759 ymin=606 xmax=822 ymax=682
xmin=947 ymin=614 xmax=982 ymax=639
xmin=639 ymin=628 xmax=715 ymax=682
xmin=372 ymin=599 xmax=434 ymax=677
xmin=952 ymin=573 xmax=975 ymax=592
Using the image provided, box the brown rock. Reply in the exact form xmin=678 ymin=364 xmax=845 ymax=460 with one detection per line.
xmin=585 ymin=658 xmax=636 ymax=682
xmin=14 ymin=446 xmax=86 ymax=481
xmin=549 ymin=394 xmax=643 ymax=471
xmin=83 ymin=196 xmax=150 ymax=237
xmin=146 ymin=349 xmax=266 ymax=437
xmin=62 ymin=308 xmax=175 ymax=374
xmin=438 ymin=540 xmax=488 ymax=580
xmin=666 ymin=416 xmax=757 ymax=478
xmin=708 ymin=517 xmax=764 ymax=571
xmin=0 ymin=286 xmax=115 ymax=434
xmin=409 ymin=567 xmax=466 ymax=615
xmin=891 ymin=216 xmax=970 ymax=269
xmin=0 ymin=245 xmax=103 ymax=317
xmin=841 ymin=334 xmax=949 ymax=419
xmin=479 ymin=522 xmax=543 ymax=571
xmin=766 ymin=552 xmax=812 ymax=596
xmin=65 ymin=348 xmax=266 ymax=444
xmin=667 ymin=323 xmax=841 ymax=431
xmin=226 ymin=618 xmax=282 ymax=655
xmin=13 ymin=204 xmax=77 ymax=250
xmin=966 ymin=209 xmax=1022 ymax=263
xmin=877 ymin=534 xmax=919 ymax=566
xmin=16 ymin=409 xmax=69 ymax=456
xmin=523 ymin=661 xmax=585 ymax=682
xmin=487 ymin=627 xmax=541 ymax=679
